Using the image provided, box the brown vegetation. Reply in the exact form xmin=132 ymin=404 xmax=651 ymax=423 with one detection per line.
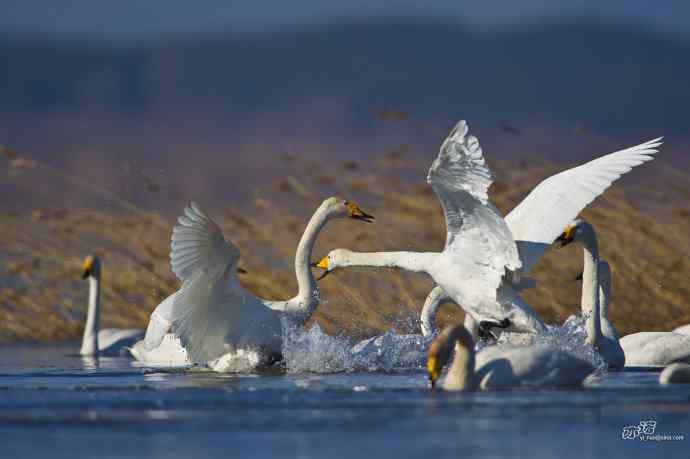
xmin=0 ymin=148 xmax=688 ymax=343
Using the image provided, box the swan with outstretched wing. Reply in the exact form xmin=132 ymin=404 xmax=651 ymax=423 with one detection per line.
xmin=131 ymin=198 xmax=374 ymax=370
xmin=314 ymin=121 xmax=661 ymax=337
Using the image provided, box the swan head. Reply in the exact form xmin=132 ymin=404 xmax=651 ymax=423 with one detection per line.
xmin=310 ymin=248 xmax=352 ymax=280
xmin=81 ymin=255 xmax=101 ymax=279
xmin=556 ymin=219 xmax=594 ymax=248
xmin=427 ymin=323 xmax=475 ymax=389
xmin=323 ymin=197 xmax=374 ymax=223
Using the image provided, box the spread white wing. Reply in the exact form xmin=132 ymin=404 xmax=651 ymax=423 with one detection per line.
xmin=168 ymin=203 xmax=248 ymax=364
xmin=505 ymin=138 xmax=662 ymax=272
xmin=427 ymin=121 xmax=521 ymax=294
xmin=170 ymin=202 xmax=238 ymax=282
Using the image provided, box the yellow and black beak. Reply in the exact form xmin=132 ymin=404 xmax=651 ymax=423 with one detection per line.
xmin=427 ymin=354 xmax=440 ymax=389
xmin=346 ymin=202 xmax=375 ymax=223
xmin=556 ymin=225 xmax=577 ymax=248
xmin=310 ymin=256 xmax=333 ymax=281
xmin=81 ymin=257 xmax=94 ymax=279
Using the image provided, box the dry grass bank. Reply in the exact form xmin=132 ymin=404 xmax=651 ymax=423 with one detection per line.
xmin=0 ymin=149 xmax=688 ymax=342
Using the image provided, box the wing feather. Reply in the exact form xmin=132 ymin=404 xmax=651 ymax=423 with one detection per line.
xmin=505 ymin=138 xmax=661 ymax=272
xmin=427 ymin=120 xmax=522 ymax=294
xmin=169 ymin=202 xmax=239 ymax=282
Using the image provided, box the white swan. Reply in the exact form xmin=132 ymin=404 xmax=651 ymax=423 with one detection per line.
xmin=141 ymin=198 xmax=373 ymax=370
xmin=557 ymin=221 xmax=625 ymax=368
xmin=420 ymin=286 xmax=478 ymax=337
xmin=672 ymin=324 xmax=690 ymax=336
xmin=619 ymin=331 xmax=690 ymax=367
xmin=426 ymin=323 xmax=594 ymax=391
xmin=80 ymin=256 xmax=144 ymax=356
xmin=659 ymin=363 xmax=690 ymax=384
xmin=315 ymin=120 xmax=661 ymax=337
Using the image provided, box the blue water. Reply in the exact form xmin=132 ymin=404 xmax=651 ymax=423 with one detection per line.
xmin=1 ymin=343 xmax=689 ymax=459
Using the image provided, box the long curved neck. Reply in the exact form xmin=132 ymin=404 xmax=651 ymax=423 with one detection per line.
xmin=420 ymin=286 xmax=450 ymax=336
xmin=337 ymin=251 xmax=436 ymax=273
xmin=581 ymin=234 xmax=601 ymax=349
xmin=80 ymin=275 xmax=100 ymax=356
xmin=444 ymin=342 xmax=476 ymax=391
xmin=599 ymin=274 xmax=611 ymax=323
xmin=289 ymin=203 xmax=331 ymax=321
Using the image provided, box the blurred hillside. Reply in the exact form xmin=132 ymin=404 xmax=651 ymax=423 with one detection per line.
xmin=1 ymin=18 xmax=689 ymax=183
xmin=0 ymin=142 xmax=688 ymax=343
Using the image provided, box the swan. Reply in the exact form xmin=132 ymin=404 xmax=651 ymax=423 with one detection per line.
xmin=314 ymin=120 xmax=661 ymax=337
xmin=619 ymin=331 xmax=690 ymax=367
xmin=79 ymin=255 xmax=144 ymax=356
xmin=672 ymin=324 xmax=690 ymax=336
xmin=426 ymin=323 xmax=594 ymax=391
xmin=142 ymin=198 xmax=374 ymax=370
xmin=659 ymin=363 xmax=690 ymax=384
xmin=556 ymin=221 xmax=625 ymax=368
xmin=420 ymin=286 xmax=478 ymax=337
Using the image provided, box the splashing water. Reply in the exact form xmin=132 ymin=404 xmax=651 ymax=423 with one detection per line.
xmin=281 ymin=323 xmax=433 ymax=374
xmin=281 ymin=313 xmax=604 ymax=374
xmin=497 ymin=313 xmax=605 ymax=370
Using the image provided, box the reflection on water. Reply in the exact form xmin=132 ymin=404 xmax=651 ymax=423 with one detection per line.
xmin=0 ymin=342 xmax=688 ymax=459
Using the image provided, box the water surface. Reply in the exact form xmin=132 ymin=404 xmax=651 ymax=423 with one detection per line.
xmin=1 ymin=343 xmax=688 ymax=459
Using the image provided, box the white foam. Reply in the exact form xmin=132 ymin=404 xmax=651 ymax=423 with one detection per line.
xmin=282 ymin=324 xmax=432 ymax=374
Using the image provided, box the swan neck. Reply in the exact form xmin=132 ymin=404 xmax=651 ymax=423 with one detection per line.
xmin=81 ymin=275 xmax=100 ymax=356
xmin=599 ymin=273 xmax=611 ymax=320
xmin=291 ymin=203 xmax=330 ymax=322
xmin=338 ymin=251 xmax=435 ymax=273
xmin=444 ymin=342 xmax=476 ymax=391
xmin=420 ymin=287 xmax=450 ymax=336
xmin=581 ymin=236 xmax=601 ymax=349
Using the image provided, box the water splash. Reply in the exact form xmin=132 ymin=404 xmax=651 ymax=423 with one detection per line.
xmin=281 ymin=313 xmax=604 ymax=374
xmin=497 ymin=313 xmax=605 ymax=370
xmin=282 ymin=324 xmax=432 ymax=374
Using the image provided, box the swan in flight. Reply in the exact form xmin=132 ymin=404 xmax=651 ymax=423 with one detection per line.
xmin=80 ymin=256 xmax=144 ymax=356
xmin=140 ymin=198 xmax=373 ymax=370
xmin=314 ymin=120 xmax=661 ymax=337
xmin=557 ymin=221 xmax=625 ymax=368
xmin=426 ymin=323 xmax=594 ymax=391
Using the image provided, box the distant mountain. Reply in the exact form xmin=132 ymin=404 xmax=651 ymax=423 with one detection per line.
xmin=1 ymin=17 xmax=688 ymax=139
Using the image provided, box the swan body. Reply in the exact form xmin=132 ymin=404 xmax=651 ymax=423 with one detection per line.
xmin=659 ymin=363 xmax=690 ymax=384
xmin=620 ymin=332 xmax=690 ymax=366
xmin=672 ymin=324 xmax=690 ymax=336
xmin=129 ymin=333 xmax=191 ymax=367
xmin=80 ymin=256 xmax=144 ymax=356
xmin=145 ymin=198 xmax=372 ymax=370
xmin=427 ymin=323 xmax=594 ymax=391
xmin=316 ymin=121 xmax=661 ymax=336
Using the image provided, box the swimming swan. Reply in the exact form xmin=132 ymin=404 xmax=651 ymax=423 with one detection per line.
xmin=672 ymin=324 xmax=690 ymax=336
xmin=557 ymin=221 xmax=625 ymax=368
xmin=619 ymin=330 xmax=690 ymax=367
xmin=143 ymin=198 xmax=373 ymax=370
xmin=426 ymin=323 xmax=595 ymax=391
xmin=314 ymin=120 xmax=661 ymax=337
xmin=80 ymin=256 xmax=144 ymax=356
